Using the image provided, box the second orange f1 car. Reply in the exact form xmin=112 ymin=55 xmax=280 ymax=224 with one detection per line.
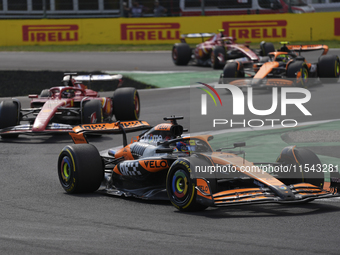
xmin=220 ymin=43 xmax=340 ymax=88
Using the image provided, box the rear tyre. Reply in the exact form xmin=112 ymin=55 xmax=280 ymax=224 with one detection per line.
xmin=260 ymin=41 xmax=275 ymax=56
xmin=58 ymin=144 xmax=104 ymax=193
xmin=276 ymin=146 xmax=324 ymax=188
xmin=318 ymin=55 xmax=340 ymax=83
xmin=211 ymin=46 xmax=226 ymax=69
xmin=286 ymin=61 xmax=309 ymax=88
xmin=82 ymin=100 xmax=103 ymax=124
xmin=172 ymin=43 xmax=191 ymax=66
xmin=0 ymin=101 xmax=20 ymax=138
xmin=166 ymin=159 xmax=208 ymax=212
xmin=113 ymin=88 xmax=140 ymax=121
xmin=40 ymin=89 xmax=51 ymax=98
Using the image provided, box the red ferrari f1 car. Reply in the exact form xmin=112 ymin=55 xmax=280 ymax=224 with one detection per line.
xmin=0 ymin=73 xmax=140 ymax=138
xmin=58 ymin=116 xmax=340 ymax=211
xmin=220 ymin=42 xmax=340 ymax=88
xmin=172 ymin=29 xmax=274 ymax=69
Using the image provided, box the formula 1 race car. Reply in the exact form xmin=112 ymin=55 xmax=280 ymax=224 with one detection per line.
xmin=57 ymin=116 xmax=340 ymax=212
xmin=0 ymin=73 xmax=140 ymax=138
xmin=220 ymin=42 xmax=340 ymax=88
xmin=171 ymin=29 xmax=274 ymax=69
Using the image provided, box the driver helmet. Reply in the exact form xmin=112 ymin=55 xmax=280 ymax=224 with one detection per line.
xmin=276 ymin=54 xmax=289 ymax=62
xmin=61 ymin=89 xmax=74 ymax=98
xmin=176 ymin=141 xmax=196 ymax=154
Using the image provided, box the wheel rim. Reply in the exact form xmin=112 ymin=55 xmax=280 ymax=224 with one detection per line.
xmin=211 ymin=51 xmax=215 ymax=65
xmin=172 ymin=48 xmax=178 ymax=60
xmin=60 ymin=156 xmax=72 ymax=187
xmin=170 ymin=169 xmax=190 ymax=204
xmin=302 ymin=67 xmax=308 ymax=84
xmin=134 ymin=93 xmax=140 ymax=118
xmin=335 ymin=60 xmax=340 ymax=77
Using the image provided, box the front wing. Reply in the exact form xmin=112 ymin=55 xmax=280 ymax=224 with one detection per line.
xmin=0 ymin=123 xmax=74 ymax=136
xmin=231 ymin=78 xmax=294 ymax=88
xmin=195 ymin=180 xmax=339 ymax=207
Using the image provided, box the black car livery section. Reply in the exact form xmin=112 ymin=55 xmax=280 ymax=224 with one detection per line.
xmin=58 ymin=116 xmax=340 ymax=211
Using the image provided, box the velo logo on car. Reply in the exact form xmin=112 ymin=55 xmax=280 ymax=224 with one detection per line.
xmin=22 ymin=25 xmax=79 ymax=42
xmin=198 ymin=83 xmax=312 ymax=128
xmin=120 ymin=23 xmax=180 ymax=41
xmin=222 ymin=20 xmax=287 ymax=40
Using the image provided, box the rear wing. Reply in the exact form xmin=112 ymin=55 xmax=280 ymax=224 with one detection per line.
xmin=70 ymin=120 xmax=152 ymax=145
xmin=180 ymin=33 xmax=215 ymax=43
xmin=63 ymin=73 xmax=123 ymax=82
xmin=286 ymin=44 xmax=329 ymax=55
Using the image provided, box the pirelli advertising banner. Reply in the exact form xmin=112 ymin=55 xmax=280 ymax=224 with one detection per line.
xmin=0 ymin=12 xmax=340 ymax=46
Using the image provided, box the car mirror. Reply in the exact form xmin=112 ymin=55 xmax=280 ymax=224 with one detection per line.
xmin=234 ymin=142 xmax=246 ymax=148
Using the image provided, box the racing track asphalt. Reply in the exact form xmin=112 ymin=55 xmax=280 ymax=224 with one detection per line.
xmin=1 ymin=50 xmax=340 ymax=255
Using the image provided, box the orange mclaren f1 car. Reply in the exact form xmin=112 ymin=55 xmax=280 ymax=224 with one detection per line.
xmin=58 ymin=116 xmax=340 ymax=211
xmin=220 ymin=43 xmax=340 ymax=88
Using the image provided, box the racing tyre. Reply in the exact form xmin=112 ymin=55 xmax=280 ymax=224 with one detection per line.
xmin=286 ymin=61 xmax=309 ymax=88
xmin=172 ymin=43 xmax=191 ymax=66
xmin=39 ymin=89 xmax=51 ymax=98
xmin=318 ymin=55 xmax=340 ymax=83
xmin=223 ymin=61 xmax=245 ymax=78
xmin=0 ymin=101 xmax=20 ymax=139
xmin=276 ymin=146 xmax=324 ymax=188
xmin=113 ymin=88 xmax=140 ymax=121
xmin=58 ymin=144 xmax=104 ymax=193
xmin=211 ymin=46 xmax=226 ymax=69
xmin=166 ymin=158 xmax=209 ymax=212
xmin=82 ymin=100 xmax=102 ymax=124
xmin=220 ymin=61 xmax=245 ymax=84
xmin=260 ymin=41 xmax=275 ymax=56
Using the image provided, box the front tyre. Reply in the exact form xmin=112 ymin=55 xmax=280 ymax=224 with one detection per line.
xmin=113 ymin=87 xmax=140 ymax=121
xmin=211 ymin=46 xmax=226 ymax=69
xmin=260 ymin=41 xmax=275 ymax=56
xmin=220 ymin=61 xmax=245 ymax=84
xmin=58 ymin=144 xmax=104 ymax=193
xmin=286 ymin=61 xmax=309 ymax=88
xmin=82 ymin=100 xmax=103 ymax=124
xmin=276 ymin=146 xmax=324 ymax=188
xmin=0 ymin=100 xmax=20 ymax=138
xmin=166 ymin=159 xmax=207 ymax=212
